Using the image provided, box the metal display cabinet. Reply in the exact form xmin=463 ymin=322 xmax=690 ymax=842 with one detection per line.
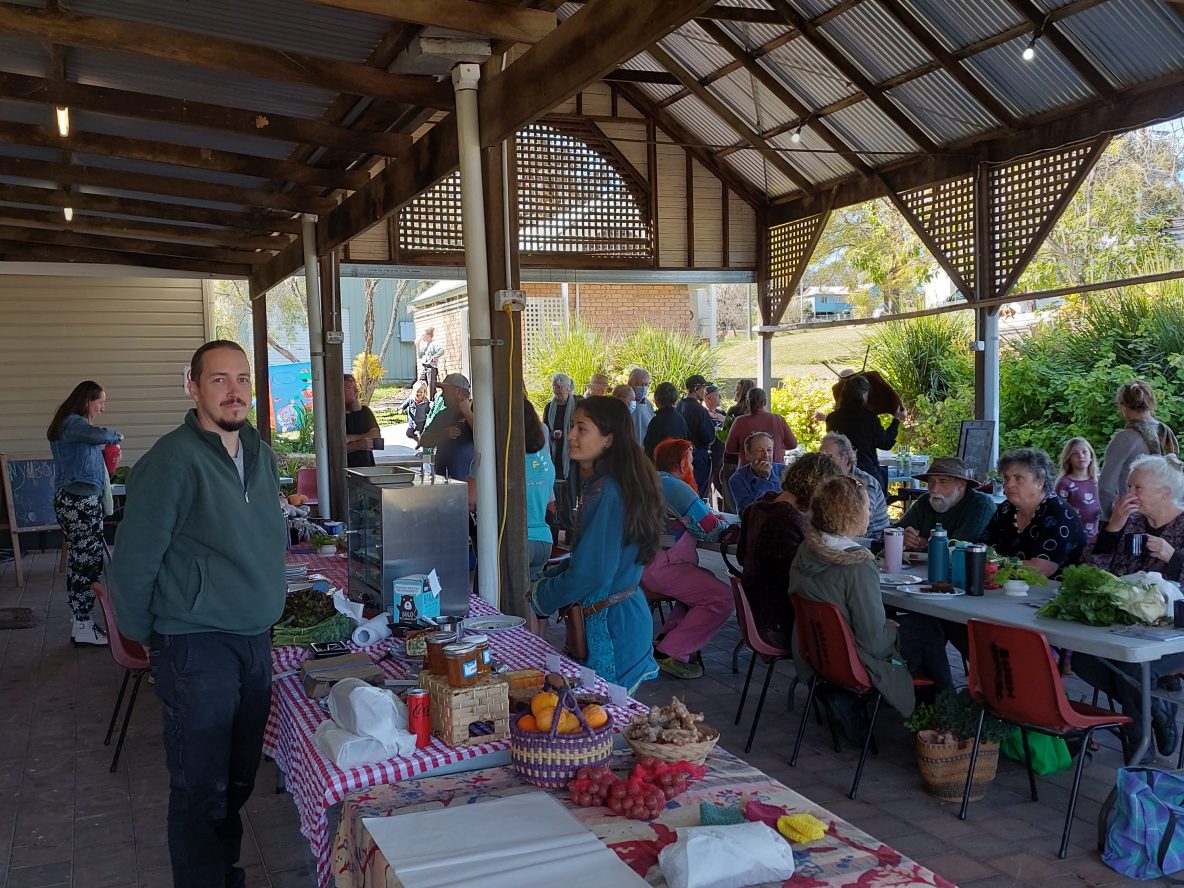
xmin=345 ymin=467 xmax=470 ymax=617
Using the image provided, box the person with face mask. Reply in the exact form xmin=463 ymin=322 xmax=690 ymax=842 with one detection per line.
xmin=611 ymin=384 xmax=637 ymax=412
xmin=628 ymin=368 xmax=654 ymax=443
xmin=897 ymin=456 xmax=996 ymax=549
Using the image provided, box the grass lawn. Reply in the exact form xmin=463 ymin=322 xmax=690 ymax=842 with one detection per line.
xmin=714 ymin=326 xmax=868 ymax=387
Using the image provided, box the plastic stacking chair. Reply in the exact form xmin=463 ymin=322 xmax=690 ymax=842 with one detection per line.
xmin=295 ymin=467 xmax=318 ymax=508
xmin=92 ymin=581 xmax=151 ymax=773
xmin=789 ymin=596 xmax=933 ymax=800
xmin=959 ymin=619 xmax=1130 ymax=858
xmin=731 ymin=578 xmax=793 ymax=754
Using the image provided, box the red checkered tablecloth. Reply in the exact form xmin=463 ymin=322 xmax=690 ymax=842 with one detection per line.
xmin=267 ymin=555 xmax=649 ymax=888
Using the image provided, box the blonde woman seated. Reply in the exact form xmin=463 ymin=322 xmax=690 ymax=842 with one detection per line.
xmin=790 ymin=477 xmax=951 ymax=726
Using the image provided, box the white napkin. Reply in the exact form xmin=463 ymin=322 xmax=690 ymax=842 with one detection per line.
xmin=334 ymin=590 xmax=365 ymax=624
xmin=352 ymin=614 xmax=392 ymax=646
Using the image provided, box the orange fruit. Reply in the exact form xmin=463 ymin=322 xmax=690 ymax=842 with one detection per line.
xmin=517 ymin=714 xmax=540 ymax=732
xmin=536 ymin=706 xmax=580 ymax=734
xmin=582 ymin=704 xmax=609 ymax=730
xmin=530 ymin=691 xmax=559 ymax=719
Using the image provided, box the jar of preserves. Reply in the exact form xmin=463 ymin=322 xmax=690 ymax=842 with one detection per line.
xmin=443 ymin=643 xmax=480 ymax=688
xmin=463 ymin=634 xmax=491 ymax=675
xmin=425 ymin=632 xmax=458 ymax=675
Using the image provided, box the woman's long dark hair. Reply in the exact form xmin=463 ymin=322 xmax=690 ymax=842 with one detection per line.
xmin=575 ymin=396 xmax=664 ymax=564
xmin=523 ymin=397 xmax=546 ymax=454
xmin=47 ymin=381 xmax=103 ymax=441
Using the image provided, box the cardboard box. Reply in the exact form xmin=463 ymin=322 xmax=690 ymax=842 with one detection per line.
xmin=393 ymin=574 xmax=441 ymax=623
xmin=300 ymin=652 xmax=383 ymax=698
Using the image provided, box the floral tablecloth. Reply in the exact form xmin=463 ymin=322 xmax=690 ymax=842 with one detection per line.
xmin=268 ymin=553 xmax=649 ymax=888
xmin=331 ymin=749 xmax=956 ymax=888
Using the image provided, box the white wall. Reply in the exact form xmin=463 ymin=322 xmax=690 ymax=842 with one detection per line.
xmin=0 ymin=275 xmax=208 ymax=464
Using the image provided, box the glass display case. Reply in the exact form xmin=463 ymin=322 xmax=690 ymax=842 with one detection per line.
xmin=346 ymin=467 xmax=470 ymax=616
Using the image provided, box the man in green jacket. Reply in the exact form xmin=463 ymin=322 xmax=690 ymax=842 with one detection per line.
xmin=897 ymin=456 xmax=996 ymax=549
xmin=112 ymin=340 xmax=286 ymax=888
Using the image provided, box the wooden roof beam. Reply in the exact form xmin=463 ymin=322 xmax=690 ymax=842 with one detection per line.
xmin=0 ymin=156 xmax=337 ymax=215
xmin=0 ymin=4 xmax=453 ymax=107
xmin=0 ymin=205 xmax=287 ymax=251
xmin=764 ymin=0 xmax=938 ymax=153
xmin=1003 ymin=0 xmax=1116 ymax=101
xmin=302 ymin=0 xmax=555 ymax=44
xmin=0 ymin=239 xmax=252 ymax=277
xmin=0 ymin=121 xmax=371 ymax=191
xmin=0 ymin=223 xmax=270 ymax=265
xmin=0 ymin=72 xmax=410 ymax=158
xmin=647 ymin=45 xmax=817 ymax=194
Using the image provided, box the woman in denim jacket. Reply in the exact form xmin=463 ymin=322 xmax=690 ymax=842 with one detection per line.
xmin=48 ymin=381 xmax=122 ymax=646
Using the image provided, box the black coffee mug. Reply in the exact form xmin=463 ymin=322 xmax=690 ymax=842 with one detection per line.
xmin=1174 ymin=599 xmax=1184 ymax=629
xmin=1124 ymin=532 xmax=1147 ymax=556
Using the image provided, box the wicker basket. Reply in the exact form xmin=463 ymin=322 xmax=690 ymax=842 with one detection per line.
xmin=915 ymin=736 xmax=1000 ymax=802
xmin=626 ymin=725 xmax=720 ymax=765
xmin=510 ymin=691 xmax=613 ymax=788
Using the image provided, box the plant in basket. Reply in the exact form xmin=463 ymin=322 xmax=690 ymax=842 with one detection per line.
xmin=905 ymin=689 xmax=1008 ymax=802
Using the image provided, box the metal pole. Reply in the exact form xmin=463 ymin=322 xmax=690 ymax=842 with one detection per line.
xmin=301 ymin=214 xmax=331 ymax=514
xmin=746 ymin=284 xmax=753 ymax=341
xmin=452 ymin=63 xmax=498 ymax=606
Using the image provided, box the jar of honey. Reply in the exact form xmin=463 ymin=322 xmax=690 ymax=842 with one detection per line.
xmin=463 ymin=634 xmax=491 ymax=675
xmin=425 ymin=632 xmax=458 ymax=675
xmin=443 ymin=643 xmax=480 ymax=688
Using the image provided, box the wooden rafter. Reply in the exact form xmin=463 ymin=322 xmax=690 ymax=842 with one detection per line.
xmin=0 ymin=156 xmax=336 ymax=216
xmin=877 ymin=0 xmax=1020 ymax=130
xmin=695 ymin=19 xmax=871 ymax=178
xmin=0 ymin=72 xmax=410 ymax=157
xmin=302 ymin=0 xmax=556 ymax=44
xmin=647 ymin=44 xmax=817 ymax=194
xmin=0 ymin=224 xmax=269 ymax=265
xmin=0 ymin=121 xmax=370 ymax=192
xmin=0 ymin=239 xmax=251 ymax=278
xmin=0 ymin=4 xmax=453 ymax=107
xmin=1003 ymin=0 xmax=1116 ymax=100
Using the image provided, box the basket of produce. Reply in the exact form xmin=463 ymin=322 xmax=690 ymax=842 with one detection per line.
xmin=272 ymin=589 xmax=352 ymax=646
xmin=624 ymin=697 xmax=719 ymax=765
xmin=510 ymin=684 xmax=613 ymax=788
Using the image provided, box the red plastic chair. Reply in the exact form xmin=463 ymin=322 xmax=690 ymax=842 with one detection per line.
xmin=92 ymin=581 xmax=151 ymax=773
xmin=295 ymin=467 xmax=318 ymax=507
xmin=960 ymin=619 xmax=1130 ymax=858
xmin=789 ymin=596 xmax=933 ymax=800
xmin=731 ymin=577 xmax=793 ymax=754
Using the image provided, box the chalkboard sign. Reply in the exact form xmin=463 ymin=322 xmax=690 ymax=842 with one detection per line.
xmin=1 ymin=453 xmax=59 ymax=532
xmin=957 ymin=421 xmax=996 ymax=483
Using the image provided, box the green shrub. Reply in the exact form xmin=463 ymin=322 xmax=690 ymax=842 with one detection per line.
xmin=769 ymin=374 xmax=834 ymax=451
xmin=864 ymin=313 xmax=974 ymax=405
xmin=611 ymin=322 xmax=720 ymax=393
xmin=525 ymin=320 xmax=607 ymax=408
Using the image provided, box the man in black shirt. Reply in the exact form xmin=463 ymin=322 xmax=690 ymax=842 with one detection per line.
xmin=676 ymin=374 xmax=717 ymax=497
xmin=344 ymin=374 xmax=380 ymax=468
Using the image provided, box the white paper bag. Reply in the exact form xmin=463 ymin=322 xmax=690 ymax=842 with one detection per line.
xmin=327 ymin=677 xmax=411 ymax=745
xmin=658 ymin=822 xmax=794 ymax=888
xmin=313 ymin=721 xmax=414 ymax=769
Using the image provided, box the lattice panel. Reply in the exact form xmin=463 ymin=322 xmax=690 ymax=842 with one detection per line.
xmin=988 ymin=143 xmax=1099 ymax=297
xmin=898 ymin=175 xmax=976 ymax=294
xmin=523 ymin=296 xmax=568 ymax=354
xmin=767 ymin=213 xmax=825 ymax=324
xmin=398 ymin=123 xmax=651 ymax=260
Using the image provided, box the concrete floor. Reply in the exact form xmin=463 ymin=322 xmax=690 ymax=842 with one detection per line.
xmin=0 ymin=545 xmax=1160 ymax=887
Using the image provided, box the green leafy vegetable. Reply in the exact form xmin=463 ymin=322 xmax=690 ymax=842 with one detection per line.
xmin=1036 ymin=565 xmax=1153 ymax=626
xmin=992 ymin=559 xmax=1046 ymax=587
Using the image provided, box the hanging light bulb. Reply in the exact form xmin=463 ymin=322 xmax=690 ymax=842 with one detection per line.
xmin=55 ymin=106 xmax=70 ymax=137
xmin=1022 ymin=33 xmax=1038 ymax=61
xmin=790 ymin=125 xmax=803 ymax=145
xmin=63 ymin=206 xmax=73 ymax=222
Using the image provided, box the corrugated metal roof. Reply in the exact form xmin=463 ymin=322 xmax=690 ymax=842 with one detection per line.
xmin=0 ymin=99 xmax=54 ymax=127
xmin=888 ymin=68 xmax=1000 ymax=145
xmin=71 ymin=46 xmax=338 ymax=119
xmin=792 ymin=0 xmax=846 ymax=17
xmin=770 ymin=128 xmax=856 ymax=183
xmin=711 ymin=70 xmax=795 ymax=131
xmin=824 ymin=99 xmax=921 ymax=164
xmin=68 ymin=0 xmax=391 ymax=62
xmin=966 ymin=36 xmax=1096 ymax=117
xmin=759 ymin=37 xmax=859 ymax=111
xmin=715 ymin=0 xmax=774 ymax=8
xmin=1053 ymin=0 xmax=1184 ymax=89
xmin=0 ymin=33 xmax=49 ymax=78
xmin=70 ymin=110 xmax=298 ymax=159
xmin=724 ymin=147 xmax=798 ymax=196
xmin=72 ymin=154 xmax=270 ymax=190
xmin=76 ymin=184 xmax=253 ymax=213
xmin=668 ymin=94 xmax=745 ymax=152
xmin=634 ymin=82 xmax=685 ymax=105
xmin=820 ymin=0 xmax=931 ymax=83
xmin=619 ymin=51 xmax=668 ymax=73
xmin=900 ymin=0 xmax=1024 ymax=53
xmin=720 ymin=20 xmax=794 ymax=51
xmin=660 ymin=22 xmax=737 ymax=80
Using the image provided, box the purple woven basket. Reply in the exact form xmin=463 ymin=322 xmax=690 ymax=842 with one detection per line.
xmin=509 ymin=690 xmax=614 ymax=789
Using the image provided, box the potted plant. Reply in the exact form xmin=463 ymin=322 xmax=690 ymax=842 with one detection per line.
xmin=310 ymin=532 xmax=338 ymax=556
xmin=905 ymin=689 xmax=1008 ymax=802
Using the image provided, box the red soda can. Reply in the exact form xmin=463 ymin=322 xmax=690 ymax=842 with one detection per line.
xmin=407 ymin=688 xmax=430 ymax=748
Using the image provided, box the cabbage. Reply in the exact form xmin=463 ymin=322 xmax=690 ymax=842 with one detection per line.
xmin=1036 ymin=565 xmax=1167 ymax=627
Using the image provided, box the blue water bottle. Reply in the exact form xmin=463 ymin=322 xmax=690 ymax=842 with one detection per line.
xmin=950 ymin=541 xmax=969 ymax=589
xmin=928 ymin=524 xmax=950 ymax=583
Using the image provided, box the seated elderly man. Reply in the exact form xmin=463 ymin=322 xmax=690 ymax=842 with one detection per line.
xmin=898 ymin=456 xmax=996 ymax=550
xmin=819 ymin=433 xmax=888 ymax=540
xmin=728 ymin=432 xmax=785 ymax=516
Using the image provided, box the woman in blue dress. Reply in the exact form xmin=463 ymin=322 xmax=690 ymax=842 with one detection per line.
xmin=529 ymin=396 xmax=663 ymax=691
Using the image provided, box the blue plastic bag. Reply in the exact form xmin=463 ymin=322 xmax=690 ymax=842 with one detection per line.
xmin=1100 ymin=767 xmax=1184 ymax=880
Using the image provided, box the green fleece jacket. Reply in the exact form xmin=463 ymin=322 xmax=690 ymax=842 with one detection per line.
xmin=111 ymin=410 xmax=287 ymax=643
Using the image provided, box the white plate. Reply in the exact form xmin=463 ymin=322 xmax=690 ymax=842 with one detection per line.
xmin=901 ymin=584 xmax=966 ymax=597
xmin=880 ymin=573 xmax=925 ymax=586
xmin=460 ymin=615 xmax=526 ymax=633
xmin=903 ymin=551 xmax=929 ymax=563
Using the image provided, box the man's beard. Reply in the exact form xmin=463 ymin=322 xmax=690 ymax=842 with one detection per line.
xmin=929 ymin=490 xmax=962 ymax=513
xmin=215 ymin=416 xmax=247 ymax=432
